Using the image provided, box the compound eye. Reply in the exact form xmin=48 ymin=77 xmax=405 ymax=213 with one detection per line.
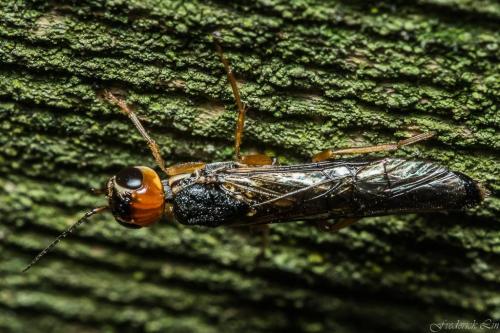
xmin=115 ymin=167 xmax=143 ymax=190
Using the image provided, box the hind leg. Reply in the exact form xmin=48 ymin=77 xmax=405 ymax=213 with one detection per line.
xmin=312 ymin=132 xmax=435 ymax=162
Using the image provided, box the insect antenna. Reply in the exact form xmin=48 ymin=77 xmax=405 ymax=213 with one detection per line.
xmin=22 ymin=206 xmax=108 ymax=273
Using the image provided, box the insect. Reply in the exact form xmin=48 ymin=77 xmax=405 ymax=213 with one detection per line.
xmin=22 ymin=34 xmax=486 ymax=272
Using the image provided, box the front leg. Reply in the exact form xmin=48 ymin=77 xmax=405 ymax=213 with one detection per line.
xmin=104 ymin=91 xmax=169 ymax=174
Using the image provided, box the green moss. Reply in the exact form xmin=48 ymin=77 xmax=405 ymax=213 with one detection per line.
xmin=0 ymin=0 xmax=499 ymax=332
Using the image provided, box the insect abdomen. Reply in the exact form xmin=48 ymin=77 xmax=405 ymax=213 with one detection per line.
xmin=349 ymin=159 xmax=484 ymax=216
xmin=170 ymin=158 xmax=484 ymax=227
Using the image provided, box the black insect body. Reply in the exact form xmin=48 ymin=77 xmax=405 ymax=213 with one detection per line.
xmin=21 ymin=37 xmax=486 ymax=272
xmin=170 ymin=158 xmax=483 ymax=228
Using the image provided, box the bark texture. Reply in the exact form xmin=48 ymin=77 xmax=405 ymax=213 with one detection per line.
xmin=0 ymin=0 xmax=499 ymax=332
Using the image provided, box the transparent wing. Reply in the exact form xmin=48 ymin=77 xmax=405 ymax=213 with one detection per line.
xmin=218 ymin=163 xmax=355 ymax=209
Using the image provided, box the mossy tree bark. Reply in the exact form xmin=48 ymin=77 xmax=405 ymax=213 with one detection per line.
xmin=0 ymin=1 xmax=499 ymax=332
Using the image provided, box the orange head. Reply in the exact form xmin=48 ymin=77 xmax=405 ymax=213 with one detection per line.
xmin=107 ymin=166 xmax=165 ymax=228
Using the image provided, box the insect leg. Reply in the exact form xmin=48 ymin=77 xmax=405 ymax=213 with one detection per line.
xmin=166 ymin=162 xmax=206 ymax=177
xmin=213 ymin=32 xmax=273 ymax=166
xmin=104 ymin=91 xmax=168 ymax=174
xmin=251 ymin=224 xmax=270 ymax=262
xmin=312 ymin=132 xmax=435 ymax=162
xmin=314 ymin=218 xmax=359 ymax=232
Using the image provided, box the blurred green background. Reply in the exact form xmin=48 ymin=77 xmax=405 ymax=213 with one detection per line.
xmin=0 ymin=0 xmax=499 ymax=332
